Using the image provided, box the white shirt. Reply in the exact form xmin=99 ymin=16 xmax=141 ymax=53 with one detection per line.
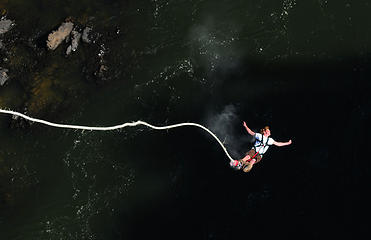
xmin=254 ymin=133 xmax=274 ymax=155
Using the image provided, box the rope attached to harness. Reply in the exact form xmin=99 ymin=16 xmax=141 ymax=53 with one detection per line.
xmin=249 ymin=151 xmax=259 ymax=161
xmin=0 ymin=108 xmax=235 ymax=161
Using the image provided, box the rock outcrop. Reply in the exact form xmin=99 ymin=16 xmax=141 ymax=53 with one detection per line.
xmin=82 ymin=27 xmax=92 ymax=44
xmin=0 ymin=68 xmax=9 ymax=86
xmin=66 ymin=30 xmax=81 ymax=55
xmin=0 ymin=18 xmax=14 ymax=34
xmin=46 ymin=21 xmax=74 ymax=50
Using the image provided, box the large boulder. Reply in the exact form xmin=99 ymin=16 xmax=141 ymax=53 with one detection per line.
xmin=66 ymin=30 xmax=81 ymax=55
xmin=0 ymin=18 xmax=14 ymax=35
xmin=46 ymin=21 xmax=74 ymax=50
xmin=0 ymin=68 xmax=9 ymax=86
xmin=81 ymin=26 xmax=92 ymax=44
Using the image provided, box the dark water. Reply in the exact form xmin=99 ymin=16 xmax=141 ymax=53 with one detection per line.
xmin=0 ymin=0 xmax=370 ymax=239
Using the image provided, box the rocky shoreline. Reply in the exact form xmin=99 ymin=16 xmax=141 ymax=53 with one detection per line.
xmin=0 ymin=13 xmax=122 ymax=116
xmin=0 ymin=12 xmax=122 ymax=209
xmin=46 ymin=20 xmax=95 ymax=56
xmin=0 ymin=17 xmax=14 ymax=87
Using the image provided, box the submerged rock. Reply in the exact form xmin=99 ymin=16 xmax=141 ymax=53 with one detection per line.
xmin=66 ymin=30 xmax=81 ymax=55
xmin=0 ymin=18 xmax=14 ymax=35
xmin=82 ymin=26 xmax=92 ymax=43
xmin=46 ymin=21 xmax=74 ymax=50
xmin=0 ymin=68 xmax=9 ymax=86
xmin=26 ymin=65 xmax=64 ymax=115
xmin=96 ymin=64 xmax=108 ymax=79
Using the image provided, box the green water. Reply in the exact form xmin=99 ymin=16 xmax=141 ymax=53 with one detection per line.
xmin=0 ymin=0 xmax=370 ymax=239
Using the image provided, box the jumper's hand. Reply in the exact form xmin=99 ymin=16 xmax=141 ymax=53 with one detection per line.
xmin=288 ymin=140 xmax=292 ymax=145
xmin=243 ymin=121 xmax=247 ymax=128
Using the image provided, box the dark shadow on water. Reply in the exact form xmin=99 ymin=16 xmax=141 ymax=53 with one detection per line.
xmin=112 ymin=56 xmax=369 ymax=239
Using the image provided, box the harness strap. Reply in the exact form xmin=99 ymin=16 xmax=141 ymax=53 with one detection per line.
xmin=250 ymin=151 xmax=259 ymax=161
xmin=262 ymin=136 xmax=269 ymax=154
xmin=254 ymin=134 xmax=270 ymax=155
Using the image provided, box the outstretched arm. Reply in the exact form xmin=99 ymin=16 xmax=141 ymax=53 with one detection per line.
xmin=243 ymin=121 xmax=255 ymax=136
xmin=272 ymin=139 xmax=292 ymax=147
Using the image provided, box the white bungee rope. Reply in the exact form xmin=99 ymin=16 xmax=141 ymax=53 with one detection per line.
xmin=0 ymin=109 xmax=234 ymax=161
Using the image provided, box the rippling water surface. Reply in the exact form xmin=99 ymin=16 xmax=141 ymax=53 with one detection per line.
xmin=0 ymin=0 xmax=370 ymax=239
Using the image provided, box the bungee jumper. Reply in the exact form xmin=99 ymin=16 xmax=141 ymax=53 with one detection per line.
xmin=230 ymin=121 xmax=292 ymax=172
xmin=0 ymin=109 xmax=289 ymax=170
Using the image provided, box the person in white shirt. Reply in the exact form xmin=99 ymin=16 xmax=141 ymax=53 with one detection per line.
xmin=230 ymin=121 xmax=292 ymax=172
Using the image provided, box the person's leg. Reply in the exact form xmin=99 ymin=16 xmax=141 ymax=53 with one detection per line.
xmin=241 ymin=154 xmax=251 ymax=162
xmin=243 ymin=159 xmax=256 ymax=172
xmin=230 ymin=153 xmax=251 ymax=167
